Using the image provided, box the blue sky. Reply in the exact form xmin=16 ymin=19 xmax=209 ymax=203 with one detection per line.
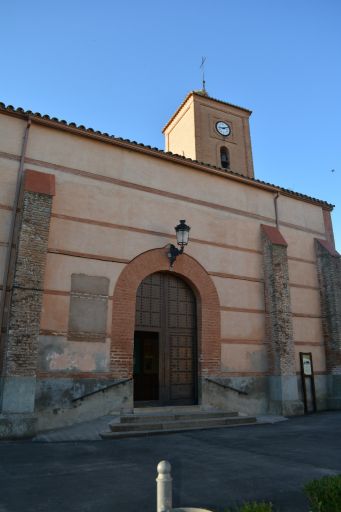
xmin=2 ymin=0 xmax=340 ymax=249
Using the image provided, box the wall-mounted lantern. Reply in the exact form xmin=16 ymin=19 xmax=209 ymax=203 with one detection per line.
xmin=167 ymin=219 xmax=191 ymax=268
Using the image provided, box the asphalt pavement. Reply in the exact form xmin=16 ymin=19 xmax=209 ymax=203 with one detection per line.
xmin=0 ymin=411 xmax=340 ymax=512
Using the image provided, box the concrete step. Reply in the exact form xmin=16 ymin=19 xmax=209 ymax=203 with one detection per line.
xmin=133 ymin=405 xmax=202 ymax=413
xmin=120 ymin=410 xmax=239 ymax=424
xmin=110 ymin=415 xmax=255 ymax=433
xmin=101 ymin=417 xmax=257 ymax=440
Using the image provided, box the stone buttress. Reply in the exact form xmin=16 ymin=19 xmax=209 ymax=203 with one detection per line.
xmin=261 ymin=224 xmax=303 ymax=415
xmin=315 ymin=239 xmax=341 ymax=409
xmin=0 ymin=170 xmax=55 ymax=438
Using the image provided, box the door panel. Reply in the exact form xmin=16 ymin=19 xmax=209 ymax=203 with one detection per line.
xmin=167 ymin=275 xmax=196 ymax=329
xmin=169 ymin=333 xmax=195 ymax=403
xmin=135 ymin=273 xmax=162 ymax=329
xmin=134 ymin=272 xmax=197 ymax=405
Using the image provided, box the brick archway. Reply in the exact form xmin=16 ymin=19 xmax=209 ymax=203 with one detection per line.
xmin=110 ymin=246 xmax=221 ymax=379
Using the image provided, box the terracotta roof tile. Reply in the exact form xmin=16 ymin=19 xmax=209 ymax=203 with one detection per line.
xmin=261 ymin=225 xmax=288 ymax=246
xmin=0 ymin=101 xmax=334 ymax=210
xmin=315 ymin=239 xmax=340 ymax=257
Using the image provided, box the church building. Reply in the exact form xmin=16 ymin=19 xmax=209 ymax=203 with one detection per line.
xmin=0 ymin=90 xmax=340 ymax=438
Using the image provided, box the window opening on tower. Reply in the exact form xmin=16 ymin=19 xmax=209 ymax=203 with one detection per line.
xmin=220 ymin=147 xmax=230 ymax=169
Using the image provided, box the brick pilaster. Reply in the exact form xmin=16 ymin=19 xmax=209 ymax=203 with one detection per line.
xmin=0 ymin=170 xmax=55 ymax=414
xmin=315 ymin=239 xmax=341 ymax=409
xmin=261 ymin=225 xmax=303 ymax=415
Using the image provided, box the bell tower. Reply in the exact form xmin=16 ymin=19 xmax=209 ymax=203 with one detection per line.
xmin=163 ymin=91 xmax=254 ymax=179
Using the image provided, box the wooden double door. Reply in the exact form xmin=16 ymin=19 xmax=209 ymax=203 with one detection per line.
xmin=133 ymin=272 xmax=197 ymax=406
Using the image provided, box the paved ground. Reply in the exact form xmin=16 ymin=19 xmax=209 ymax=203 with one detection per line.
xmin=0 ymin=411 xmax=340 ymax=512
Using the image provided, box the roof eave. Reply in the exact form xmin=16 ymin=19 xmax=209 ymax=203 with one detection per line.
xmin=162 ymin=91 xmax=253 ymax=133
xmin=0 ymin=103 xmax=334 ymax=212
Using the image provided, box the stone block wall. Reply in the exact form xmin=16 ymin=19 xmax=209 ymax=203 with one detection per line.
xmin=0 ymin=170 xmax=54 ymax=420
xmin=261 ymin=224 xmax=303 ymax=415
xmin=315 ymin=239 xmax=341 ymax=408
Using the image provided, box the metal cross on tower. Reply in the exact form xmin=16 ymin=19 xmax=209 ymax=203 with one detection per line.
xmin=200 ymin=56 xmax=206 ymax=92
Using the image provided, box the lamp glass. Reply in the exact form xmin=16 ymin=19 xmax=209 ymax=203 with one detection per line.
xmin=175 ymin=220 xmax=190 ymax=247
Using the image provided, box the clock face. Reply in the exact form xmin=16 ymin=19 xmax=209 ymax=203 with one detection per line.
xmin=216 ymin=121 xmax=231 ymax=137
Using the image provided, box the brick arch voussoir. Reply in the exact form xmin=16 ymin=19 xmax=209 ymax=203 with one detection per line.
xmin=110 ymin=246 xmax=221 ymax=378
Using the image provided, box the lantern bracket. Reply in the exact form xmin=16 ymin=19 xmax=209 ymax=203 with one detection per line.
xmin=167 ymin=244 xmax=184 ymax=268
xmin=167 ymin=219 xmax=190 ymax=269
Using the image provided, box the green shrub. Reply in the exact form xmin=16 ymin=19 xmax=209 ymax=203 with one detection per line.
xmin=224 ymin=501 xmax=273 ymax=512
xmin=304 ymin=474 xmax=341 ymax=512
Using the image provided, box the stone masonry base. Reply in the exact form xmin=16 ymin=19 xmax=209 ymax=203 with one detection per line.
xmin=0 ymin=413 xmax=37 ymax=439
xmin=0 ymin=373 xmax=334 ymax=437
xmin=268 ymin=376 xmax=304 ymax=416
xmin=327 ymin=375 xmax=341 ymax=409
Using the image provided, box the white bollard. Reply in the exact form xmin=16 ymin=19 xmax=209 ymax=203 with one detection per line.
xmin=156 ymin=460 xmax=173 ymax=512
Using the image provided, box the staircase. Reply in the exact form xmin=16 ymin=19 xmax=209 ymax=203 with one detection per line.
xmin=100 ymin=406 xmax=257 ymax=439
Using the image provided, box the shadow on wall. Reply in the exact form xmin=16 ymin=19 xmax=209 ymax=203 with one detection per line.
xmin=36 ymin=379 xmax=133 ymax=432
xmin=202 ymin=376 xmax=268 ymax=416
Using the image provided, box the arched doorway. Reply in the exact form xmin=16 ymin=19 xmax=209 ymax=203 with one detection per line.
xmin=133 ymin=271 xmax=197 ymax=406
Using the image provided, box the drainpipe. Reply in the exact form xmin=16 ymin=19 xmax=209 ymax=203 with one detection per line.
xmin=0 ymin=117 xmax=31 ymax=345
xmin=274 ymin=192 xmax=280 ymax=228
